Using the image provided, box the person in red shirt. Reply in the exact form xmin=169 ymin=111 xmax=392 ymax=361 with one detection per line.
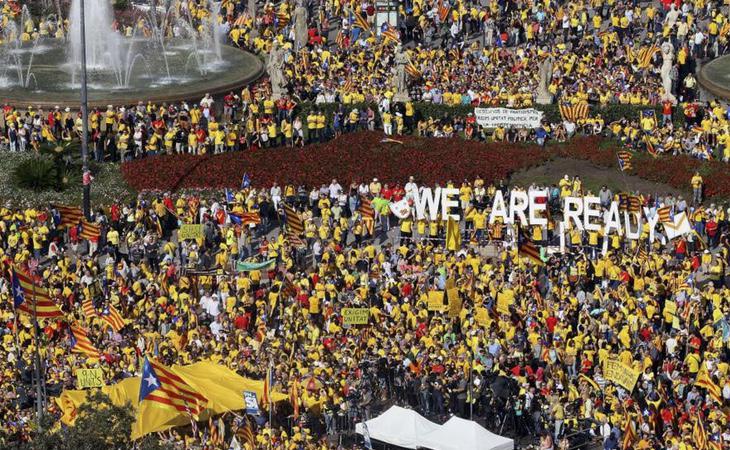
xmin=661 ymin=99 xmax=673 ymax=126
xmin=381 ymin=184 xmax=394 ymax=200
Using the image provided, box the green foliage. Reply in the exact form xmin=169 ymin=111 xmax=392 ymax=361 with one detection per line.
xmin=113 ymin=0 xmax=131 ymax=10
xmin=24 ymin=391 xmax=170 ymax=450
xmin=12 ymin=156 xmax=59 ymax=192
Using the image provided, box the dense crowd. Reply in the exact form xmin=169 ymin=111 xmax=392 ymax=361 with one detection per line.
xmin=0 ymin=0 xmax=730 ymax=449
xmin=1 ymin=0 xmax=730 ymax=162
xmin=0 ymin=171 xmax=729 ymax=449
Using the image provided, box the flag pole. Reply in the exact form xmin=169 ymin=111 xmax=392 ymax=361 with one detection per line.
xmin=30 ymin=269 xmax=44 ymax=429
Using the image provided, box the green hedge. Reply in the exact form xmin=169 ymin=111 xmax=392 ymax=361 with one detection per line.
xmin=286 ymin=102 xmax=684 ymax=128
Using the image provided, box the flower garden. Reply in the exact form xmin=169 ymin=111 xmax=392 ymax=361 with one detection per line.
xmin=120 ymin=132 xmax=730 ymax=200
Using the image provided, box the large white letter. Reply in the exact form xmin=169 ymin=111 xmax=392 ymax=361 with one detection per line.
xmin=489 ymin=191 xmax=508 ymax=224
xmin=583 ymin=196 xmax=601 ymax=231
xmin=509 ymin=190 xmax=529 ymax=225
xmin=414 ymin=187 xmax=441 ymax=220
xmin=642 ymin=206 xmax=657 ymax=242
xmin=563 ymin=197 xmax=584 ymax=230
xmin=441 ymin=188 xmax=460 ymax=220
xmin=603 ymin=202 xmax=622 ymax=236
xmin=625 ymin=211 xmax=643 ymax=240
xmin=528 ymin=190 xmax=548 ymax=226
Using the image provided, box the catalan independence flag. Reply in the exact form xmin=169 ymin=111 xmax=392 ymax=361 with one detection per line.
xmin=695 ymin=366 xmax=723 ymax=404
xmin=79 ymin=220 xmax=101 ymax=241
xmin=558 ymin=102 xmax=589 ymax=122
xmin=69 ymin=323 xmax=101 ymax=359
xmin=637 ymin=45 xmax=659 ymax=68
xmin=359 ymin=195 xmax=376 ymax=235
xmin=643 ymin=135 xmax=658 ymax=158
xmin=617 ymin=150 xmax=633 ymax=171
xmin=283 ymin=203 xmax=305 ymax=236
xmin=622 ymin=414 xmax=635 ymax=449
xmin=101 ymin=304 xmax=126 ymax=332
xmin=138 ymin=357 xmax=208 ymax=417
xmin=352 ymin=11 xmax=370 ymax=34
xmin=382 ymin=25 xmax=400 ymax=45
xmin=405 ymin=61 xmax=422 ymax=79
xmin=692 ymin=418 xmax=708 ymax=450
xmin=10 ymin=269 xmax=64 ymax=319
xmin=261 ymin=365 xmax=272 ymax=409
xmin=438 ymin=0 xmax=451 ymax=22
xmin=53 ymin=204 xmax=84 ymax=228
xmin=517 ymin=231 xmax=543 ymax=266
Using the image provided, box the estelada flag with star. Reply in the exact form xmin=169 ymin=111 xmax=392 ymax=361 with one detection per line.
xmin=10 ymin=268 xmax=64 ymax=319
xmin=138 ymin=357 xmax=208 ymax=419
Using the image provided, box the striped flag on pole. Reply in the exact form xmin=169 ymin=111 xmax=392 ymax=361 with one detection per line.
xmin=82 ymin=299 xmax=98 ymax=319
xmin=70 ymin=323 xmax=101 ymax=359
xmin=101 ymin=304 xmax=126 ymax=332
xmin=617 ymin=150 xmax=633 ymax=171
xmin=657 ymin=206 xmax=672 ymax=223
xmin=10 ymin=268 xmax=64 ymax=319
xmin=353 ymin=11 xmax=370 ymax=33
xmin=53 ymin=204 xmax=84 ymax=228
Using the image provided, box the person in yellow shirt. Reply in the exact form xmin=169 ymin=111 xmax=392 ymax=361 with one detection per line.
xmin=690 ymin=171 xmax=703 ymax=205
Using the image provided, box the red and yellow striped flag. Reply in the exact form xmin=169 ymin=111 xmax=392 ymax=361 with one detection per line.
xmin=11 ymin=269 xmax=64 ymax=319
xmin=637 ymin=45 xmax=659 ymax=68
xmin=382 ymin=25 xmax=400 ymax=45
xmin=657 ymin=206 xmax=672 ymax=223
xmin=696 ymin=366 xmax=723 ymax=404
xmin=53 ymin=204 xmax=83 ymax=228
xmin=559 ymin=102 xmax=589 ymax=122
xmin=81 ymin=299 xmax=97 ymax=319
xmin=70 ymin=323 xmax=101 ymax=359
xmin=101 ymin=304 xmax=126 ymax=332
xmin=139 ymin=358 xmax=208 ymax=417
xmin=353 ymin=11 xmax=370 ymax=33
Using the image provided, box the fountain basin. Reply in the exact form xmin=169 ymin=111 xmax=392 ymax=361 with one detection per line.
xmin=0 ymin=38 xmax=263 ymax=108
xmin=698 ymin=55 xmax=730 ymax=100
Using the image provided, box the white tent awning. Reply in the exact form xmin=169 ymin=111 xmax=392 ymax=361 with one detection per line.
xmin=417 ymin=416 xmax=514 ymax=450
xmin=355 ymin=406 xmax=440 ymax=449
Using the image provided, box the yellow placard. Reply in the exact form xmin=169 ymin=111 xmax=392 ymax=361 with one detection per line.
xmin=447 ymin=288 xmax=461 ymax=318
xmin=475 ymin=307 xmax=491 ymax=327
xmin=76 ymin=368 xmax=104 ymax=389
xmin=604 ymin=357 xmax=641 ymax=392
xmin=178 ymin=224 xmax=204 ymax=241
xmin=664 ymin=301 xmax=677 ymax=316
xmin=427 ymin=291 xmax=445 ymax=312
xmin=342 ymin=308 xmax=369 ymax=325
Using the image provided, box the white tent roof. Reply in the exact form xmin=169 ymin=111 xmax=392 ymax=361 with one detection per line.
xmin=355 ymin=406 xmax=440 ymax=449
xmin=418 ymin=416 xmax=514 ymax=450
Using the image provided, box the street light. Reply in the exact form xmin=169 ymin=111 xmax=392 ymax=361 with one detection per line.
xmin=79 ymin=0 xmax=91 ymax=219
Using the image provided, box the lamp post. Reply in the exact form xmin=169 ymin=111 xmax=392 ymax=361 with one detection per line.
xmin=79 ymin=0 xmax=91 ymax=219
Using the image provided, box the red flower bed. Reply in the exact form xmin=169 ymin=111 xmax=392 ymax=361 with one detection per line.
xmin=120 ymin=132 xmax=730 ymax=200
xmin=122 ymin=131 xmax=555 ymax=190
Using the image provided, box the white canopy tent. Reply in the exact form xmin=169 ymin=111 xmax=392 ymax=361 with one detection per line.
xmin=417 ymin=416 xmax=514 ymax=450
xmin=355 ymin=406 xmax=440 ymax=449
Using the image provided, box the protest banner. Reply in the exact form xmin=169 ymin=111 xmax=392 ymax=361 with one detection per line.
xmin=342 ymin=308 xmax=370 ymax=325
xmin=178 ymin=224 xmax=204 ymax=240
xmin=473 ymin=107 xmax=543 ymax=129
xmin=76 ymin=368 xmax=104 ymax=389
xmin=604 ymin=357 xmax=641 ymax=391
xmin=427 ymin=291 xmax=445 ymax=312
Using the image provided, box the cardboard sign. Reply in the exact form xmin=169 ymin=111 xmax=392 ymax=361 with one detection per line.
xmin=342 ymin=308 xmax=370 ymax=325
xmin=604 ymin=357 xmax=641 ymax=392
xmin=427 ymin=291 xmax=445 ymax=312
xmin=178 ymin=224 xmax=204 ymax=240
xmin=475 ymin=307 xmax=491 ymax=327
xmin=447 ymin=288 xmax=462 ymax=318
xmin=243 ymin=390 xmax=260 ymax=415
xmin=76 ymin=368 xmax=104 ymax=389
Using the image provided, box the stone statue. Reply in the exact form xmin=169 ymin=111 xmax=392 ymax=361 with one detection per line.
xmin=536 ymin=54 xmax=554 ymax=105
xmin=393 ymin=45 xmax=410 ymax=102
xmin=660 ymin=41 xmax=677 ymax=104
xmin=267 ymin=41 xmax=287 ymax=100
xmin=292 ymin=0 xmax=308 ymax=50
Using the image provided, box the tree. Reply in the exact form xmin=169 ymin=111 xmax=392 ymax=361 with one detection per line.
xmin=24 ymin=391 xmax=171 ymax=450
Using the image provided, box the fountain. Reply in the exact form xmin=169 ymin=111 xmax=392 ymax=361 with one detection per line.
xmin=0 ymin=0 xmax=263 ymax=108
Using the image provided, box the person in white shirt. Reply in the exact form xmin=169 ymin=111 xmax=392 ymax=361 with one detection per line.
xmin=270 ymin=182 xmax=282 ymax=210
xmin=405 ymin=176 xmax=418 ymax=199
xmin=328 ymin=179 xmax=343 ymax=199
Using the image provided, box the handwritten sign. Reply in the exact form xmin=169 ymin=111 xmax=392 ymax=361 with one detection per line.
xmin=604 ymin=357 xmax=641 ymax=392
xmin=342 ymin=308 xmax=370 ymax=325
xmin=474 ymin=107 xmax=543 ymax=129
xmin=178 ymin=224 xmax=204 ymax=241
xmin=427 ymin=291 xmax=445 ymax=312
xmin=76 ymin=368 xmax=104 ymax=389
